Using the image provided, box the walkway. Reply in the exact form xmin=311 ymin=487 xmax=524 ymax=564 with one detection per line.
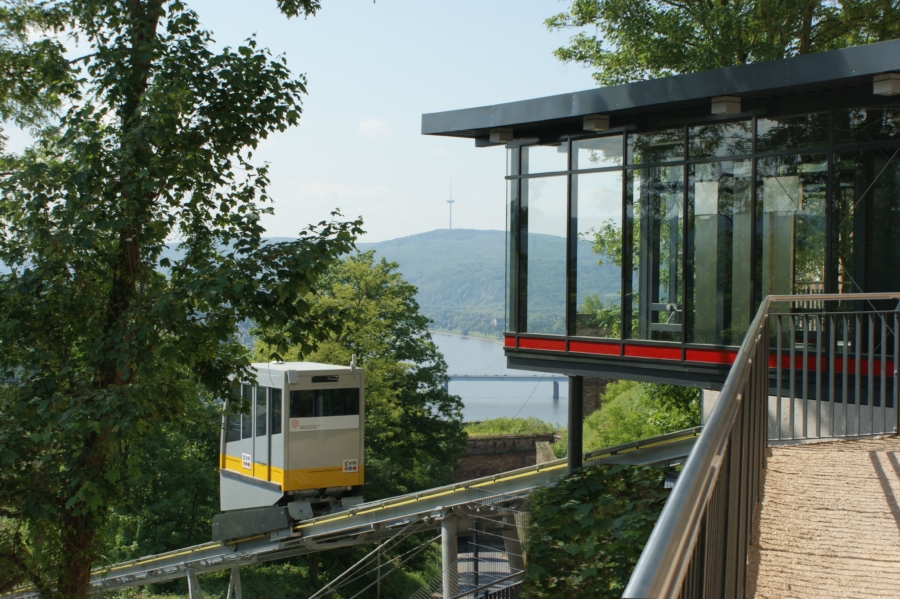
xmin=748 ymin=436 xmax=900 ymax=598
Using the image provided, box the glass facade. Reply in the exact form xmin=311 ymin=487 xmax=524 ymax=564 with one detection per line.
xmin=505 ymin=102 xmax=900 ymax=347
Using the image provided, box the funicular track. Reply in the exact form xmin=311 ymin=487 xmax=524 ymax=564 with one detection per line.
xmin=3 ymin=429 xmax=700 ymax=598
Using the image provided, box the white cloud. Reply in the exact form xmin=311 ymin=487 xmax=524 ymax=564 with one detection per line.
xmin=358 ymin=118 xmax=392 ymax=140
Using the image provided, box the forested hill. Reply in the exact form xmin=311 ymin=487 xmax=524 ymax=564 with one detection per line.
xmin=358 ymin=229 xmax=506 ymax=315
xmin=358 ymin=229 xmax=619 ymax=338
xmin=158 ymin=229 xmax=619 ymax=338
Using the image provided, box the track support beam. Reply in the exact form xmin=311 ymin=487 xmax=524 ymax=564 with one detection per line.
xmin=441 ymin=513 xmax=458 ymax=598
xmin=226 ymin=566 xmax=243 ymax=599
xmin=186 ymin=566 xmax=204 ymax=599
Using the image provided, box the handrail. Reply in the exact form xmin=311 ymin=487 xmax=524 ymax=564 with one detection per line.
xmin=622 ymin=292 xmax=900 ymax=599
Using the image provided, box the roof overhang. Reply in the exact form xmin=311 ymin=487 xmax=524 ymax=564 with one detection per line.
xmin=422 ymin=39 xmax=900 ymax=145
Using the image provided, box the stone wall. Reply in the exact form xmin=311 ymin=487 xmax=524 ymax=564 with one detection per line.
xmin=583 ymin=377 xmax=615 ymax=417
xmin=454 ymin=433 xmax=559 ymax=482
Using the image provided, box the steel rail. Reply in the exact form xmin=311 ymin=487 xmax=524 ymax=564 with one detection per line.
xmin=623 ymin=292 xmax=900 ymax=599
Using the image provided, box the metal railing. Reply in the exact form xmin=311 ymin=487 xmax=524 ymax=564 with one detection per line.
xmin=623 ymin=292 xmax=900 ymax=599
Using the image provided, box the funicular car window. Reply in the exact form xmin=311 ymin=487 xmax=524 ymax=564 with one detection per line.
xmin=289 ymin=388 xmax=360 ymax=418
xmin=255 ymin=386 xmax=267 ymax=437
xmin=241 ymin=384 xmax=253 ymax=439
xmin=270 ymin=388 xmax=282 ymax=435
xmin=226 ymin=384 xmax=242 ymax=442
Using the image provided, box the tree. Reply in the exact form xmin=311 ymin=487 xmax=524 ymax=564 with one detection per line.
xmin=524 ymin=463 xmax=668 ymax=599
xmin=546 ymin=0 xmax=900 ymax=86
xmin=256 ymin=251 xmax=467 ymax=501
xmin=0 ymin=2 xmax=361 ymax=597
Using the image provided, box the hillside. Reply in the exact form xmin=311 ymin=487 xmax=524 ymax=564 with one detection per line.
xmin=155 ymin=229 xmax=620 ymax=338
xmin=359 ymin=229 xmax=619 ymax=337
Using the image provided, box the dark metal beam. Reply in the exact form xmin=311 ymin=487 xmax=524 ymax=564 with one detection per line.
xmin=422 ymin=39 xmax=900 ymax=139
xmin=568 ymin=375 xmax=584 ymax=471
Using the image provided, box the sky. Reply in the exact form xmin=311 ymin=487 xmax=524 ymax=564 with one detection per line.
xmin=185 ymin=0 xmax=597 ymax=242
xmin=2 ymin=1 xmax=598 ymax=243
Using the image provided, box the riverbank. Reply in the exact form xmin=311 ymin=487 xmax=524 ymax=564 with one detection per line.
xmin=429 ymin=329 xmax=503 ymax=345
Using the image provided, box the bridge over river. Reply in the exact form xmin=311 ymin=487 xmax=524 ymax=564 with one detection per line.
xmin=445 ymin=374 xmax=567 ymax=399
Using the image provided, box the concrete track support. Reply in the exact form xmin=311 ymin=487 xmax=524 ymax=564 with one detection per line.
xmin=441 ymin=512 xmax=458 ymax=598
xmin=226 ymin=567 xmax=243 ymax=599
xmin=186 ymin=566 xmax=204 ymax=599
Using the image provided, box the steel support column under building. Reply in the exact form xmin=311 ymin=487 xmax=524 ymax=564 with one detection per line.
xmin=568 ymin=375 xmax=583 ymax=470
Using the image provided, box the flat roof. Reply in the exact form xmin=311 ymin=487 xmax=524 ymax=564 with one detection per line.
xmin=252 ymin=362 xmax=353 ymax=372
xmin=422 ymin=39 xmax=900 ymax=142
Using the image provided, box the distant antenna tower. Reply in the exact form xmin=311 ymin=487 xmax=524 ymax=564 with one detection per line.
xmin=447 ymin=183 xmax=455 ymax=230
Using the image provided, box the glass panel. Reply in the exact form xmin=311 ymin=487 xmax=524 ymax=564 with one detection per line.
xmin=344 ymin=389 xmax=360 ymax=416
xmin=505 ymin=179 xmax=517 ymax=332
xmin=573 ymin=135 xmax=623 ymax=169
xmin=834 ymin=148 xmax=900 ymax=301
xmin=241 ymin=384 xmax=253 ymax=439
xmin=573 ymin=171 xmax=624 ymax=337
xmin=757 ymin=154 xmax=827 ymax=302
xmin=255 ymin=387 xmax=267 ymax=437
xmin=688 ymin=161 xmax=753 ymax=345
xmin=757 ymin=113 xmax=828 ymax=154
xmin=320 ymin=389 xmax=334 ymax=416
xmin=289 ymin=390 xmax=316 ymax=418
xmin=688 ymin=121 xmax=752 ymax=159
xmin=226 ymin=413 xmax=241 ymax=442
xmin=627 ymin=129 xmax=684 ymax=165
xmin=628 ymin=166 xmax=684 ymax=341
xmin=270 ymin=388 xmax=282 ymax=435
xmin=837 ymin=104 xmax=900 ymax=144
xmin=519 ymin=176 xmax=568 ymax=334
xmin=522 ymin=143 xmax=568 ymax=174
xmin=507 ymin=147 xmax=519 ymax=176
xmin=226 ymin=385 xmax=241 ymax=442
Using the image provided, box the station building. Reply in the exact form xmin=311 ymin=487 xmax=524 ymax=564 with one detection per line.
xmin=422 ymin=39 xmax=900 ymax=390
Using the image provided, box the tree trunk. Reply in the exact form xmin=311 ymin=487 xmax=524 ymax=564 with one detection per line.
xmin=59 ymin=3 xmax=164 ymax=595
xmin=799 ymin=2 xmax=814 ymax=54
xmin=58 ymin=515 xmax=96 ymax=599
xmin=308 ymin=554 xmax=320 ymax=586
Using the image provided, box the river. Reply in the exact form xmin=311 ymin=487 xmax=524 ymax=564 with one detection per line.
xmin=431 ymin=332 xmax=569 ymax=426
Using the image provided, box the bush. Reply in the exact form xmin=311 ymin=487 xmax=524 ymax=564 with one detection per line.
xmin=524 ymin=464 xmax=668 ymax=598
xmin=465 ymin=417 xmax=560 ymax=437
xmin=552 ymin=381 xmax=701 ymax=457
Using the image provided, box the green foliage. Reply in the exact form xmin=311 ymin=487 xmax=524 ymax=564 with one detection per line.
xmin=256 ymin=251 xmax=467 ymax=501
xmin=643 ymin=383 xmax=703 ymax=432
xmin=583 ymin=382 xmax=662 ymax=450
xmin=0 ymin=2 xmax=361 ymax=596
xmin=101 ymin=399 xmax=221 ymax=565
xmin=546 ymin=0 xmax=900 ymax=87
xmin=554 ymin=381 xmax=701 ymax=457
xmin=465 ymin=417 xmax=560 ymax=437
xmin=524 ymin=464 xmax=668 ymax=598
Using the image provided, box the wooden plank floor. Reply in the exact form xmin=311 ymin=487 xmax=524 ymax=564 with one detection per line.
xmin=747 ymin=436 xmax=900 ymax=598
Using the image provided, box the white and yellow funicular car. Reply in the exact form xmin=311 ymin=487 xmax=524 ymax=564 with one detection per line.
xmin=213 ymin=361 xmax=365 ymax=541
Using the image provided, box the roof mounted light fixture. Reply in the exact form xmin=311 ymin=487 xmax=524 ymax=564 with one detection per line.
xmin=583 ymin=114 xmax=610 ymax=132
xmin=874 ymin=73 xmax=900 ymax=96
xmin=711 ymin=96 xmax=741 ymax=115
xmin=489 ymin=128 xmax=513 ymax=143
